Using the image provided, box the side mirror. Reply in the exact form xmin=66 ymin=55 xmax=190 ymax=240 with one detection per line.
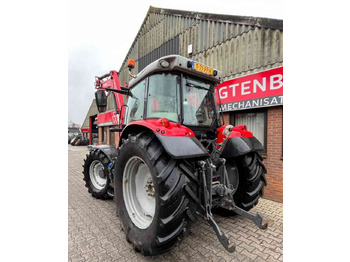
xmin=95 ymin=90 xmax=107 ymax=113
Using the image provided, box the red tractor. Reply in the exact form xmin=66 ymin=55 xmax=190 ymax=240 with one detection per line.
xmin=83 ymin=55 xmax=267 ymax=255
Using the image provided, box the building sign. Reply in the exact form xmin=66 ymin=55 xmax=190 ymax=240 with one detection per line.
xmin=218 ymin=67 xmax=283 ymax=112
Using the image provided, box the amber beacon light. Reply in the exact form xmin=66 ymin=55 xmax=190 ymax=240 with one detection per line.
xmin=127 ymin=59 xmax=135 ymax=69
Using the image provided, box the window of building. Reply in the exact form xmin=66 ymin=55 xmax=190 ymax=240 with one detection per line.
xmin=231 ymin=109 xmax=267 ymax=153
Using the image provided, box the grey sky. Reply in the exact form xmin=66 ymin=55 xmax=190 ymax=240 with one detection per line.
xmin=68 ymin=0 xmax=283 ymax=125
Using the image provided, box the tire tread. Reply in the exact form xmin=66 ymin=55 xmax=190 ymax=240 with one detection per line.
xmin=116 ymin=132 xmax=198 ymax=256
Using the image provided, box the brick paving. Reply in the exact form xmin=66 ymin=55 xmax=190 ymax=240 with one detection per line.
xmin=68 ymin=145 xmax=283 ymax=262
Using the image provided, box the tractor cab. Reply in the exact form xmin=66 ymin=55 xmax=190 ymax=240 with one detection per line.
xmin=125 ymin=55 xmax=223 ymax=140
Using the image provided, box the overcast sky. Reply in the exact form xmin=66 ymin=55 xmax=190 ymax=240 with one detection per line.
xmin=68 ymin=0 xmax=283 ymax=125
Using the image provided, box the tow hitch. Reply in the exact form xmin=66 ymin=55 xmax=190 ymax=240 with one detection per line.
xmin=233 ymin=205 xmax=268 ymax=230
xmin=205 ymin=198 xmax=268 ymax=252
xmin=196 ymin=159 xmax=268 ymax=253
xmin=206 ymin=199 xmax=268 ymax=252
xmin=196 ymin=125 xmax=268 ymax=252
xmin=208 ymin=214 xmax=236 ymax=252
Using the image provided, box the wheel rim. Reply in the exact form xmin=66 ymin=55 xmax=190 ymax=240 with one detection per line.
xmin=89 ymin=160 xmax=107 ymax=190
xmin=227 ymin=167 xmax=239 ymax=194
xmin=123 ymin=156 xmax=156 ymax=229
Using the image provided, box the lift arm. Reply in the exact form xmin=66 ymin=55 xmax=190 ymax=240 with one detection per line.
xmin=95 ymin=70 xmax=126 ymax=125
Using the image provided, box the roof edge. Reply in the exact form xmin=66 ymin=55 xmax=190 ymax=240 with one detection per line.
xmin=118 ymin=6 xmax=154 ymax=74
xmin=150 ymin=6 xmax=283 ymax=30
xmin=118 ymin=6 xmax=283 ymax=74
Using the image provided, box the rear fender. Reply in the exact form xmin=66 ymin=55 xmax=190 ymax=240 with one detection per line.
xmin=221 ymin=136 xmax=264 ymax=158
xmin=119 ymin=120 xmax=209 ymax=159
xmin=217 ymin=125 xmax=264 ymax=158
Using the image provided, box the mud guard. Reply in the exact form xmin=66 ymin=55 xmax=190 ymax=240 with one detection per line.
xmin=221 ymin=136 xmax=264 ymax=158
xmin=87 ymin=145 xmax=119 ymax=162
xmin=155 ymin=134 xmax=209 ymax=159
xmin=119 ymin=122 xmax=210 ymax=160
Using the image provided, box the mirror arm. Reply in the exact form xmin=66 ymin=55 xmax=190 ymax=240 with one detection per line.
xmin=103 ymin=88 xmax=131 ymax=96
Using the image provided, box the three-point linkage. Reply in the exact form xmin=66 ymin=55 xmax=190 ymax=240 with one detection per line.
xmin=195 ymin=125 xmax=268 ymax=253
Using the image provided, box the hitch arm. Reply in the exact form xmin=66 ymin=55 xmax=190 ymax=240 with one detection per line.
xmin=208 ymin=215 xmax=236 ymax=253
xmin=233 ymin=206 xmax=268 ymax=230
xmin=198 ymin=160 xmax=236 ymax=253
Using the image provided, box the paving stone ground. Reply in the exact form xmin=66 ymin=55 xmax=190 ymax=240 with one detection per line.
xmin=68 ymin=145 xmax=283 ymax=262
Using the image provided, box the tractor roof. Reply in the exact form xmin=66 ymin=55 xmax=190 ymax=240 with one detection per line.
xmin=128 ymin=55 xmax=222 ymax=88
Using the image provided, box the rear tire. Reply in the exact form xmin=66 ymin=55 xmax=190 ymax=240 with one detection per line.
xmin=114 ymin=132 xmax=198 ymax=256
xmin=83 ymin=149 xmax=113 ymax=199
xmin=231 ymin=152 xmax=267 ymax=211
xmin=213 ymin=152 xmax=267 ymax=216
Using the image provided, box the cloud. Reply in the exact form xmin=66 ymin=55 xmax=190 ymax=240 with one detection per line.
xmin=68 ymin=46 xmax=103 ymax=124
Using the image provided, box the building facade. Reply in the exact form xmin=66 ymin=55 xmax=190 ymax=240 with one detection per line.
xmin=81 ymin=99 xmax=99 ymax=144
xmin=83 ymin=6 xmax=283 ymax=202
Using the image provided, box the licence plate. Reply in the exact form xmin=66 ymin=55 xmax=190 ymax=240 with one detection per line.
xmin=192 ymin=62 xmax=214 ymax=76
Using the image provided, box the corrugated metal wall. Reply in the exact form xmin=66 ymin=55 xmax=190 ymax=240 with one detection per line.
xmin=138 ymin=35 xmax=179 ymax=72
xmin=118 ymin=9 xmax=283 ymax=87
xmin=81 ymin=99 xmax=98 ymax=129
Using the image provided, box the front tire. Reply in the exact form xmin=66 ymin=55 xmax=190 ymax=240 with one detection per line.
xmin=114 ymin=132 xmax=197 ymax=256
xmin=83 ymin=149 xmax=113 ymax=199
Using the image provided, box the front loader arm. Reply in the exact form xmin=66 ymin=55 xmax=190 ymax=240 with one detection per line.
xmin=95 ymin=70 xmax=126 ymax=124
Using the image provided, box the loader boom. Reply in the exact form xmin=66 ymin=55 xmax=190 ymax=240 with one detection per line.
xmin=94 ymin=70 xmax=126 ymax=125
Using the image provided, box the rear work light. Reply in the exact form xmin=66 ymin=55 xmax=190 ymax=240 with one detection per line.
xmin=159 ymin=60 xmax=169 ymax=68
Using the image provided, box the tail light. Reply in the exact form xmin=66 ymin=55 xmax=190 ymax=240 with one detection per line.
xmin=159 ymin=117 xmax=170 ymax=128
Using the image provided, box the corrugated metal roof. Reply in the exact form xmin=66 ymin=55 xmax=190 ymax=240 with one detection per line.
xmin=117 ymin=6 xmax=283 ymax=85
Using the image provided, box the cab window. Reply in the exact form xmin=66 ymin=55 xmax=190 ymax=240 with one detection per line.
xmin=125 ymin=79 xmax=146 ymax=123
xmin=146 ymin=73 xmax=180 ymax=122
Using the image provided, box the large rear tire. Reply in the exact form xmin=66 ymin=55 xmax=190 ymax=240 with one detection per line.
xmin=213 ymin=152 xmax=267 ymax=216
xmin=83 ymin=149 xmax=114 ymax=199
xmin=114 ymin=132 xmax=198 ymax=256
xmin=229 ymin=152 xmax=267 ymax=211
